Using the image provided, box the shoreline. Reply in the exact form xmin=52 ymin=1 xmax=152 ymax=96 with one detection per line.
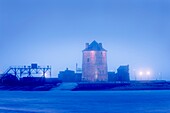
xmin=0 ymin=81 xmax=170 ymax=91
xmin=0 ymin=84 xmax=58 ymax=91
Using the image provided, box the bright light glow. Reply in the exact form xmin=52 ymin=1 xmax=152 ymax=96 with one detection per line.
xmin=136 ymin=68 xmax=153 ymax=80
xmin=139 ymin=71 xmax=143 ymax=76
xmin=95 ymin=71 xmax=98 ymax=79
xmin=146 ymin=71 xmax=150 ymax=75
xmin=45 ymin=72 xmax=50 ymax=78
xmin=90 ymin=51 xmax=95 ymax=55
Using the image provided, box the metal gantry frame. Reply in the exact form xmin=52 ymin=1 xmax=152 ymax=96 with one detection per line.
xmin=3 ymin=64 xmax=51 ymax=79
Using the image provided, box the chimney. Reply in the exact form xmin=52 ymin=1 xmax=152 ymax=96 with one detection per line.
xmin=85 ymin=43 xmax=89 ymax=48
xmin=99 ymin=43 xmax=102 ymax=48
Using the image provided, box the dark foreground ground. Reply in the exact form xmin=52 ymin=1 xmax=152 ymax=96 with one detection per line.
xmin=73 ymin=81 xmax=170 ymax=91
xmin=1 ymin=80 xmax=170 ymax=91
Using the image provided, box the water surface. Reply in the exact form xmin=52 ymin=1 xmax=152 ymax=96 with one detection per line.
xmin=0 ymin=90 xmax=170 ymax=113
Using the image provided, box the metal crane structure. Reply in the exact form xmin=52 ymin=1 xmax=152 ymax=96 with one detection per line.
xmin=2 ymin=64 xmax=51 ymax=79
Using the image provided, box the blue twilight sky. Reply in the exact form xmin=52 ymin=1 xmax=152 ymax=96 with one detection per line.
xmin=0 ymin=0 xmax=170 ymax=80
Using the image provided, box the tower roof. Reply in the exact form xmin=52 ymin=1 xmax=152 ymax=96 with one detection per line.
xmin=83 ymin=40 xmax=107 ymax=51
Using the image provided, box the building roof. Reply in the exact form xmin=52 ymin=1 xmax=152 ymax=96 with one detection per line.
xmin=83 ymin=40 xmax=107 ymax=51
xmin=117 ymin=65 xmax=129 ymax=71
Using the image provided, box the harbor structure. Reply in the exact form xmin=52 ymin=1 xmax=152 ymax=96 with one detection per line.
xmin=2 ymin=63 xmax=51 ymax=79
xmin=0 ymin=64 xmax=59 ymax=85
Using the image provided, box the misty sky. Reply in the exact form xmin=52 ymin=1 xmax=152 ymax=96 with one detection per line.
xmin=0 ymin=0 xmax=170 ymax=80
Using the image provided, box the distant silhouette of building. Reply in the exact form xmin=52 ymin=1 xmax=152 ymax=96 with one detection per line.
xmin=108 ymin=65 xmax=130 ymax=82
xmin=82 ymin=40 xmax=108 ymax=82
xmin=58 ymin=68 xmax=82 ymax=82
xmin=117 ymin=65 xmax=130 ymax=82
xmin=108 ymin=72 xmax=117 ymax=82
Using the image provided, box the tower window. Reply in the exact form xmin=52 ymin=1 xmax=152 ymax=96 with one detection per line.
xmin=87 ymin=58 xmax=90 ymax=62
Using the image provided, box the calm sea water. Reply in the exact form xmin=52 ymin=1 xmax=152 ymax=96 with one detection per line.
xmin=0 ymin=90 xmax=170 ymax=113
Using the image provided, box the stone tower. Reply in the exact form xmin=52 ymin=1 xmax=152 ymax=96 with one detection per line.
xmin=82 ymin=40 xmax=108 ymax=82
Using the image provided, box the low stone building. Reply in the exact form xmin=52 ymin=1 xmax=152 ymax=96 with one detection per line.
xmin=117 ymin=65 xmax=130 ymax=82
xmin=108 ymin=65 xmax=130 ymax=82
xmin=58 ymin=68 xmax=82 ymax=82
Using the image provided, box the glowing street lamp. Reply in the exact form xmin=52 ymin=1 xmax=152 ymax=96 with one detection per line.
xmin=146 ymin=71 xmax=150 ymax=75
xmin=137 ymin=68 xmax=153 ymax=80
xmin=139 ymin=71 xmax=143 ymax=76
